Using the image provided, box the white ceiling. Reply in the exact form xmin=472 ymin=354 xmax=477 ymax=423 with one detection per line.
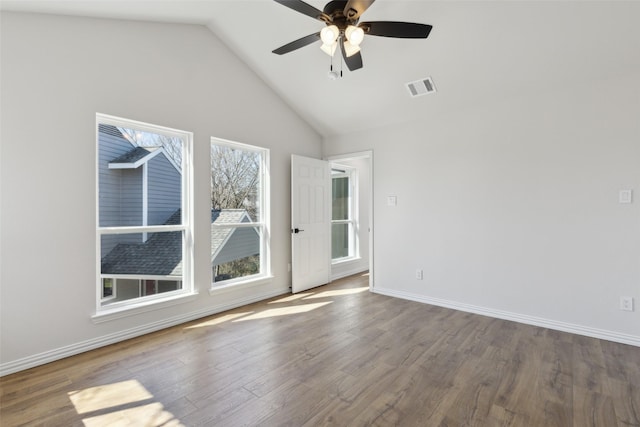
xmin=2 ymin=0 xmax=639 ymax=137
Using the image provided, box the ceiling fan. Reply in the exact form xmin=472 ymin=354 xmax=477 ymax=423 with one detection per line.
xmin=272 ymin=0 xmax=433 ymax=72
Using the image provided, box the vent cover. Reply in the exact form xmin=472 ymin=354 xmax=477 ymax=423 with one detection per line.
xmin=406 ymin=77 xmax=436 ymax=97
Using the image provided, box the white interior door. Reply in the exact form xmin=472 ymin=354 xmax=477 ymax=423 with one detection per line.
xmin=291 ymin=154 xmax=331 ymax=293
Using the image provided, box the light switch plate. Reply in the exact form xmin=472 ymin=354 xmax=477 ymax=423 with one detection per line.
xmin=387 ymin=196 xmax=397 ymax=207
xmin=619 ymin=190 xmax=633 ymax=204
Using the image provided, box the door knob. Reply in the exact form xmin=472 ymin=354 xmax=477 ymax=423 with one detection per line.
xmin=292 ymin=228 xmax=304 ymax=234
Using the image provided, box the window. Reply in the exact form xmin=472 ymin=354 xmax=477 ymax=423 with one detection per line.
xmin=96 ymin=114 xmax=193 ymax=311
xmin=210 ymin=138 xmax=269 ymax=286
xmin=332 ymin=166 xmax=357 ymax=260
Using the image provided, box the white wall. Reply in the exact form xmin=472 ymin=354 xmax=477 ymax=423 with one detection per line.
xmin=324 ymin=72 xmax=640 ymax=345
xmin=0 ymin=12 xmax=322 ymax=374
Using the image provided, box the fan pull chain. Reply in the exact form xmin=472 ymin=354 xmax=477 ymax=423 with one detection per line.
xmin=328 ymin=53 xmax=340 ymax=80
xmin=339 ymin=36 xmax=344 ymax=78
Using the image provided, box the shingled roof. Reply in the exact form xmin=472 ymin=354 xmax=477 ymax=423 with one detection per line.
xmin=98 ymin=123 xmax=126 ymax=138
xmin=109 ymin=146 xmax=153 ymax=165
xmin=101 ymin=210 xmax=183 ymax=276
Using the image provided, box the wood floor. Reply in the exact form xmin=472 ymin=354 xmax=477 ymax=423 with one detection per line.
xmin=1 ymin=273 xmax=639 ymax=426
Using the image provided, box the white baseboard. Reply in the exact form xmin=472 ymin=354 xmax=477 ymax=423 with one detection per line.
xmin=331 ymin=265 xmax=368 ymax=281
xmin=0 ymin=288 xmax=288 ymax=377
xmin=373 ymin=286 xmax=640 ymax=347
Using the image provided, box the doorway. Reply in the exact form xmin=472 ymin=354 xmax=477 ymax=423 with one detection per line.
xmin=290 ymin=151 xmax=373 ymax=293
xmin=327 ymin=151 xmax=373 ymax=289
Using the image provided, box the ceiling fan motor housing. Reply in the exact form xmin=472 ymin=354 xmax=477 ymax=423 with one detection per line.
xmin=323 ymin=0 xmax=357 ymax=30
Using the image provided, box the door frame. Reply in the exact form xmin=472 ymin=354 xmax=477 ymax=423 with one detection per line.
xmin=326 ymin=150 xmax=374 ymax=291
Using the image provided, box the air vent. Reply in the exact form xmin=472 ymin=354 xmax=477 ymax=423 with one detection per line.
xmin=406 ymin=77 xmax=436 ymax=97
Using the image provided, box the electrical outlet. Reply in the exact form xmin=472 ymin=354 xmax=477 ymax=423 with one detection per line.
xmin=415 ymin=269 xmax=423 ymax=280
xmin=620 ymin=296 xmax=634 ymax=312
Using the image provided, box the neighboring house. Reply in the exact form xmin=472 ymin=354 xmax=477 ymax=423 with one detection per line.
xmin=98 ymin=124 xmax=181 ymax=256
xmin=98 ymin=125 xmax=259 ymax=304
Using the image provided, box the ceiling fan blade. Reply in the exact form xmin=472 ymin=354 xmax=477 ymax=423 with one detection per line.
xmin=340 ymin=40 xmax=363 ymax=71
xmin=343 ymin=0 xmax=376 ymax=21
xmin=360 ymin=21 xmax=433 ymax=38
xmin=273 ymin=32 xmax=321 ymax=55
xmin=273 ymin=0 xmax=326 ymax=21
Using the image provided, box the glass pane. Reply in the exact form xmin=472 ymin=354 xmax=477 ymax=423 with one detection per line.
xmin=109 ymin=278 xmax=140 ymax=303
xmin=143 ymin=279 xmax=157 ymax=296
xmin=98 ymin=123 xmax=183 ymax=227
xmin=212 ymin=226 xmax=261 ymax=283
xmin=332 ymin=223 xmax=350 ymax=259
xmin=210 ymin=144 xmax=260 ymax=222
xmin=158 ymin=280 xmax=181 ymax=294
xmin=102 ymin=278 xmax=114 ymax=298
xmin=100 ymin=278 xmax=182 ymax=307
xmin=100 ymin=231 xmax=183 ymax=277
xmin=332 ymin=176 xmax=349 ymax=221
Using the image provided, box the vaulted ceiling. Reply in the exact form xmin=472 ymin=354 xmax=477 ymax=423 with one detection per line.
xmin=3 ymin=1 xmax=639 ymax=137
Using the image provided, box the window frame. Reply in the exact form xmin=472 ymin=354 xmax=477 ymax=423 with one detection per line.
xmin=209 ymin=137 xmax=271 ymax=290
xmin=95 ymin=113 xmax=194 ymax=317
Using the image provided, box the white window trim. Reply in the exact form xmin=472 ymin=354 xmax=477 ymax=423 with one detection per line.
xmin=209 ymin=274 xmax=275 ymax=296
xmin=95 ymin=113 xmax=195 ymax=318
xmin=210 ymin=137 xmax=271 ymax=290
xmin=92 ymin=292 xmax=199 ymax=324
xmin=101 ymin=278 xmax=117 ymax=302
xmin=142 ymin=162 xmax=149 ymax=241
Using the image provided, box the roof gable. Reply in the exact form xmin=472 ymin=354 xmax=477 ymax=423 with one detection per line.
xmin=210 ymin=209 xmax=255 ymax=262
xmin=108 ymin=146 xmax=164 ymax=169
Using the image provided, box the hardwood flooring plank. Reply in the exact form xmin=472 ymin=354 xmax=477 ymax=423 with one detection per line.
xmin=607 ymin=378 xmax=640 ymax=426
xmin=386 ymin=363 xmax=461 ymax=425
xmin=573 ymin=386 xmax=617 ymax=427
xmin=217 ymin=377 xmax=315 ymax=426
xmin=573 ymin=335 xmax=611 ymax=394
xmin=302 ymin=362 xmax=404 ymax=426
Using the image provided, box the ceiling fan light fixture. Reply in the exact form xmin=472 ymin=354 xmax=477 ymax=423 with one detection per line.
xmin=343 ymin=40 xmax=361 ymax=57
xmin=345 ymin=25 xmax=364 ymax=46
xmin=320 ymin=42 xmax=338 ymax=56
xmin=320 ymin=25 xmax=340 ymax=45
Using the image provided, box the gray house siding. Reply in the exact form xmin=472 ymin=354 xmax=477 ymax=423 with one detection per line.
xmin=99 ymin=126 xmax=145 ymax=255
xmin=147 ymin=154 xmax=181 ymax=226
xmin=213 ymin=226 xmax=260 ymax=266
xmin=98 ymin=128 xmax=135 ymax=227
xmin=120 ymin=168 xmax=143 ymax=226
xmin=100 ymin=169 xmax=142 ymax=256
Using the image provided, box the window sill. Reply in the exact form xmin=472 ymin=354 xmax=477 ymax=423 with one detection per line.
xmin=332 ymin=256 xmax=361 ymax=266
xmin=209 ymin=275 xmax=274 ymax=296
xmin=92 ymin=292 xmax=199 ymax=324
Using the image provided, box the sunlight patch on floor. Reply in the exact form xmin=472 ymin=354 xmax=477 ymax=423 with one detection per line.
xmin=81 ymin=402 xmax=184 ymax=427
xmin=233 ymin=301 xmax=333 ymax=321
xmin=303 ymin=287 xmax=369 ymax=299
xmin=268 ymin=293 xmax=314 ymax=303
xmin=68 ymin=380 xmax=184 ymax=426
xmin=68 ymin=380 xmax=152 ymax=414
